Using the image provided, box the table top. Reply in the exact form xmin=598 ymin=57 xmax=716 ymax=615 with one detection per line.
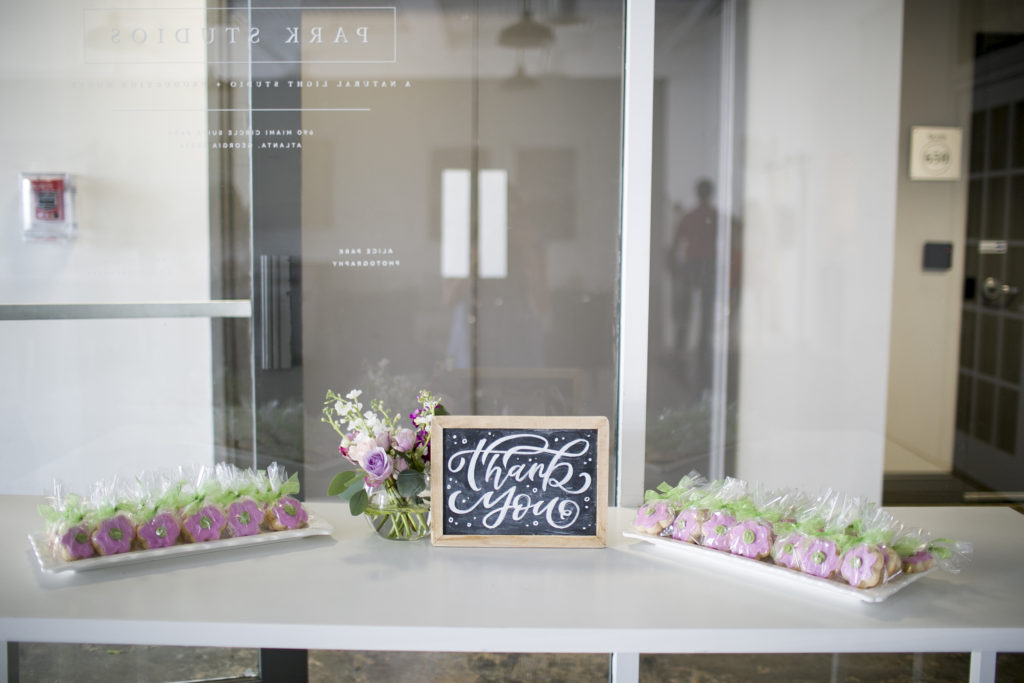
xmin=2 ymin=496 xmax=1023 ymax=654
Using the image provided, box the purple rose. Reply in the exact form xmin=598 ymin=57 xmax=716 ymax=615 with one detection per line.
xmin=363 ymin=446 xmax=394 ymax=487
xmin=393 ymin=428 xmax=417 ymax=453
xmin=137 ymin=512 xmax=181 ymax=549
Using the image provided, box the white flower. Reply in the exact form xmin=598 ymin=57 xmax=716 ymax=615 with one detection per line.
xmin=346 ymin=389 xmax=362 ymax=400
xmin=348 ymin=436 xmax=377 ymax=469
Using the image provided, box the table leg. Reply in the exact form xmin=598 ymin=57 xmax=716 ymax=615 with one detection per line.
xmin=609 ymin=652 xmax=639 ymax=683
xmin=259 ymin=648 xmax=307 ymax=683
xmin=969 ymin=651 xmax=996 ymax=683
xmin=2 ymin=641 xmax=16 ymax=683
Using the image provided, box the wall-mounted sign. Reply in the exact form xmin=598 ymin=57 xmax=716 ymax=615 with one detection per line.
xmin=910 ymin=126 xmax=962 ymax=181
xmin=430 ymin=415 xmax=608 ymax=547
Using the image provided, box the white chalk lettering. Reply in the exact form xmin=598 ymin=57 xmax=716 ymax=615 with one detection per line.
xmin=445 ymin=433 xmax=593 ymax=530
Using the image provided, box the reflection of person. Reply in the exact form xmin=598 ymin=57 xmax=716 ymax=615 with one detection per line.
xmin=668 ymin=179 xmax=717 ymax=379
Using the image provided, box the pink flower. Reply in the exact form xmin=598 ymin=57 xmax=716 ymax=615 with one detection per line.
xmin=393 ymin=428 xmax=417 ymax=452
xmin=375 ymin=430 xmax=391 ymax=451
xmin=349 ymin=437 xmax=377 ymax=468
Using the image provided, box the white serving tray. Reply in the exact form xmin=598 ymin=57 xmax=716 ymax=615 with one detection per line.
xmin=622 ymin=531 xmax=933 ymax=603
xmin=29 ymin=516 xmax=333 ymax=574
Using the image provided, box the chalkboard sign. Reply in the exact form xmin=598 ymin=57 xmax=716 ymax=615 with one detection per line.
xmin=430 ymin=415 xmax=608 ymax=547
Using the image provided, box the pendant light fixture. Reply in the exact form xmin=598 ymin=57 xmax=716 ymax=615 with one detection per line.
xmin=499 ymin=0 xmax=554 ymax=49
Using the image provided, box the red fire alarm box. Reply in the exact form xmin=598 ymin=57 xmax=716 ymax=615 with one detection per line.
xmin=20 ymin=172 xmax=76 ymax=241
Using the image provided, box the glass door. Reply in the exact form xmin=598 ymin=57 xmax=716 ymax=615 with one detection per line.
xmin=955 ymin=33 xmax=1024 ymax=493
xmin=235 ymin=1 xmax=628 ymax=498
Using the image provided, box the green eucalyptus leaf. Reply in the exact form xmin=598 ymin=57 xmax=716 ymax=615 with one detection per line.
xmin=349 ymin=488 xmax=369 ymax=516
xmin=397 ymin=470 xmax=426 ymax=498
xmin=434 ymin=403 xmax=450 ymax=416
xmin=327 ymin=470 xmax=361 ymax=497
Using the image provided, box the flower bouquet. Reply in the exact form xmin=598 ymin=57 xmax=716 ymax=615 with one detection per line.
xmin=323 ymin=389 xmax=446 ymax=540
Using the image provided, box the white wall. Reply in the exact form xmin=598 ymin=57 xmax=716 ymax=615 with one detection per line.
xmin=0 ymin=2 xmax=214 ymax=494
xmin=736 ymin=0 xmax=904 ymax=502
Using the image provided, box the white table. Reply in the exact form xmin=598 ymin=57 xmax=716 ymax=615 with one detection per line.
xmin=1 ymin=497 xmax=1022 ymax=683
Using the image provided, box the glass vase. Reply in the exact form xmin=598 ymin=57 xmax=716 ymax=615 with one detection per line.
xmin=364 ymin=485 xmax=430 ymax=541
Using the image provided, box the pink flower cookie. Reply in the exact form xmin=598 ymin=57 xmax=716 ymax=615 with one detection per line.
xmin=902 ymin=549 xmax=935 ymax=574
xmin=137 ymin=512 xmax=181 ymax=549
xmin=727 ymin=519 xmax=773 ymax=559
xmin=771 ymin=532 xmax=804 ymax=570
xmin=880 ymin=545 xmax=902 ymax=581
xmin=265 ymin=496 xmax=308 ymax=531
xmin=700 ymin=511 xmax=737 ymax=552
xmin=58 ymin=523 xmax=95 ymax=561
xmin=633 ymin=502 xmax=672 ymax=535
xmin=839 ymin=544 xmax=885 ymax=589
xmin=91 ymin=514 xmax=135 ymax=556
xmin=226 ymin=499 xmax=265 ymax=537
xmin=799 ymin=537 xmax=841 ymax=579
xmin=670 ymin=508 xmax=707 ymax=543
xmin=182 ymin=505 xmax=227 ymax=543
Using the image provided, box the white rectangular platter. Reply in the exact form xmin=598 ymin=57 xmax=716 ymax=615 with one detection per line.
xmin=622 ymin=531 xmax=933 ymax=604
xmin=29 ymin=516 xmax=333 ymax=574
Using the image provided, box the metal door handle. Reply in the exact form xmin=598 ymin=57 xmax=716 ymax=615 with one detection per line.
xmin=259 ymin=254 xmax=293 ymax=370
xmin=982 ymin=276 xmax=1019 ymax=301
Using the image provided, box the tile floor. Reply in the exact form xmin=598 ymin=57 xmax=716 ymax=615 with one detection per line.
xmin=13 ymin=645 xmax=1024 ymax=682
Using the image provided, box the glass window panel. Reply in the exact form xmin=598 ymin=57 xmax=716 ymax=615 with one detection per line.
xmin=300 ymin=2 xmax=625 ymax=497
xmin=973 ymin=378 xmax=995 ymax=446
xmin=970 ymin=109 xmax=986 ymax=173
xmin=960 ymin=309 xmax=976 ymax=370
xmin=1015 ymin=99 xmax=1024 ymax=168
xmin=966 ymin=178 xmax=983 ymax=239
xmin=978 ymin=313 xmax=1000 ymax=378
xmin=996 ymin=386 xmax=1018 ymax=454
xmin=1010 ymin=175 xmax=1024 ymax=240
xmin=645 ymin=0 xmax=728 ymax=487
xmin=984 ymin=177 xmax=1006 ymax=239
xmin=988 ymin=104 xmax=1010 ymax=170
xmin=1002 ymin=318 xmax=1022 ymax=384
xmin=956 ymin=373 xmax=972 ymax=433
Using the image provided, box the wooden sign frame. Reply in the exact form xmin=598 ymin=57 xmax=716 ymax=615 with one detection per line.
xmin=430 ymin=415 xmax=608 ymax=547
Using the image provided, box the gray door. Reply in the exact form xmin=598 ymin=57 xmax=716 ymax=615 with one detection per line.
xmin=955 ymin=34 xmax=1024 ymax=491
